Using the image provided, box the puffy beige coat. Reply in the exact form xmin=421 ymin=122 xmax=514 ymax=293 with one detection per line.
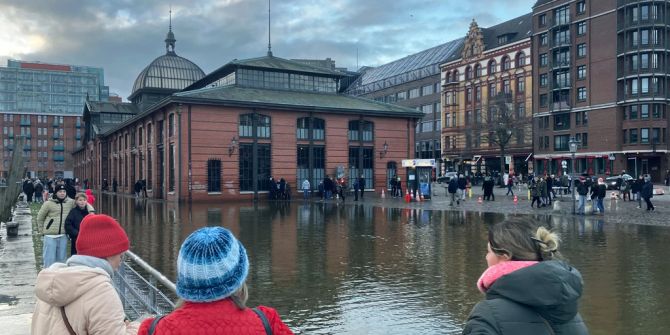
xmin=32 ymin=263 xmax=139 ymax=335
xmin=36 ymin=197 xmax=94 ymax=235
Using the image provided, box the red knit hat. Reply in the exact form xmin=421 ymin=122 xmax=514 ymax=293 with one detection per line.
xmin=76 ymin=214 xmax=129 ymax=258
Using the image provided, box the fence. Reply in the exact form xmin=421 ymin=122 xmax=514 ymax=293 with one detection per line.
xmin=113 ymin=250 xmax=177 ymax=320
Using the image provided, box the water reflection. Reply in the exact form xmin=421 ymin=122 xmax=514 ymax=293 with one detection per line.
xmin=99 ymin=194 xmax=670 ymax=335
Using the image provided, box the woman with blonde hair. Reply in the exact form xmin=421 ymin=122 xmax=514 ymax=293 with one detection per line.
xmin=463 ymin=219 xmax=589 ymax=335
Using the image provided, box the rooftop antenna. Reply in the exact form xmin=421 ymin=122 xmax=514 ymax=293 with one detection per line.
xmin=267 ymin=0 xmax=272 ymax=56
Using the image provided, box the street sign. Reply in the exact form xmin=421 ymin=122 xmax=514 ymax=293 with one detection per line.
xmin=505 ymin=156 xmax=512 ymax=164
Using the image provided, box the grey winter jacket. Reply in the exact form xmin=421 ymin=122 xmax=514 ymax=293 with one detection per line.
xmin=463 ymin=261 xmax=589 ymax=335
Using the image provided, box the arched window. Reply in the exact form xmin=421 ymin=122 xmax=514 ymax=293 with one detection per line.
xmin=239 ymin=113 xmax=271 ymax=138
xmin=138 ymin=126 xmax=143 ymax=145
xmin=502 ymin=56 xmax=512 ymax=70
xmin=348 ymin=120 xmax=374 ymax=142
xmin=516 ymin=52 xmax=526 ymax=67
xmin=465 ymin=66 xmax=472 ymax=80
xmin=488 ymin=60 xmax=497 ymax=74
xmin=453 ymin=70 xmax=459 ymax=82
xmin=474 ymin=64 xmax=482 ymax=78
xmin=297 ymin=117 xmax=325 ymax=140
xmin=446 ymin=72 xmax=451 ymax=83
xmin=147 ymin=123 xmax=152 ymax=144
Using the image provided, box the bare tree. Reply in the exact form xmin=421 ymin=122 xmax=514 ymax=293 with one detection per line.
xmin=481 ymin=92 xmax=522 ymax=185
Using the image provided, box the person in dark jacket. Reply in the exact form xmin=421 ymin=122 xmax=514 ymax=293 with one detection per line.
xmin=457 ymin=174 xmax=467 ymax=201
xmin=641 ymin=175 xmax=655 ymax=211
xmin=576 ymin=176 xmax=590 ymax=215
xmin=64 ymin=193 xmax=91 ymax=255
xmin=23 ymin=179 xmax=35 ymax=202
xmin=482 ymin=175 xmax=495 ymax=201
xmin=591 ymin=178 xmax=607 ymax=214
xmin=64 ymin=179 xmax=77 ymax=200
xmin=33 ymin=181 xmax=44 ymax=204
xmin=632 ymin=175 xmax=644 ymax=209
xmin=463 ymin=219 xmax=588 ymax=335
xmin=112 ymin=178 xmax=118 ymax=193
xmin=134 ymin=180 xmax=143 ymax=197
xmin=448 ymin=177 xmax=459 ymax=206
xmin=358 ymin=175 xmax=366 ymax=200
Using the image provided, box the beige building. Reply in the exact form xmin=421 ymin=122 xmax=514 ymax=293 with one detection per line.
xmin=441 ymin=14 xmax=534 ymax=177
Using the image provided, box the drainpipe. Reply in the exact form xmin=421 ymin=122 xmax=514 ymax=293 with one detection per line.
xmin=177 ymin=103 xmax=182 ymax=201
xmin=252 ymin=109 xmax=259 ymax=201
xmin=188 ymin=105 xmax=192 ymax=204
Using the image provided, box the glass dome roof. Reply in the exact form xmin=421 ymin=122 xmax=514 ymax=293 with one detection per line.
xmin=131 ymin=53 xmax=205 ymax=95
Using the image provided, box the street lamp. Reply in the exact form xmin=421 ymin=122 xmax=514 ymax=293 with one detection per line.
xmin=568 ymin=136 xmax=580 ymax=214
xmin=379 ymin=141 xmax=389 ymax=159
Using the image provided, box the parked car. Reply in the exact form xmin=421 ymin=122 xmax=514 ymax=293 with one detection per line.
xmin=605 ymin=174 xmax=633 ymax=190
xmin=437 ymin=172 xmax=458 ymax=184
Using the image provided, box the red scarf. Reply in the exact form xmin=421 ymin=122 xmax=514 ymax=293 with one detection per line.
xmin=477 ymin=261 xmax=538 ymax=293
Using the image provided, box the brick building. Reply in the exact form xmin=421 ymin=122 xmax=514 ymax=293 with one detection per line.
xmin=0 ymin=60 xmax=109 ymax=179
xmin=532 ymin=0 xmax=669 ymax=181
xmin=73 ymin=28 xmax=421 ymax=200
xmin=441 ymin=15 xmax=534 ymax=177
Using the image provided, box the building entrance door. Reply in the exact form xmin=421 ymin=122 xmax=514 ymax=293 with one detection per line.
xmin=641 ymin=159 xmax=649 ymax=175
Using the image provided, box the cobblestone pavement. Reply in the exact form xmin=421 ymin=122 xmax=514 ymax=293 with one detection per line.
xmin=313 ymin=183 xmax=670 ymax=227
xmin=0 ymin=204 xmax=37 ymax=335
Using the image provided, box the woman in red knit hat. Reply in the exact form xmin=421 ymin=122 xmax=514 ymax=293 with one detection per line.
xmin=32 ymin=214 xmax=142 ymax=335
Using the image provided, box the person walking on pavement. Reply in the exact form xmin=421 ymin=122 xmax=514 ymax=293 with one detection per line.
xmin=112 ymin=178 xmax=118 ymax=193
xmin=591 ymin=178 xmax=607 ymax=214
xmin=576 ymin=176 xmax=589 ymax=215
xmin=32 ymin=214 xmax=141 ymax=335
xmin=358 ymin=175 xmax=366 ymax=200
xmin=458 ymin=174 xmax=467 ymax=202
xmin=64 ymin=193 xmax=92 ymax=256
xmin=448 ymin=176 xmax=459 ymax=206
xmin=34 ymin=180 xmax=44 ymax=204
xmin=641 ymin=175 xmax=655 ymax=211
xmin=36 ymin=185 xmax=84 ymax=268
xmin=301 ymin=179 xmax=310 ymax=200
xmin=137 ymin=227 xmax=294 ymax=335
xmin=506 ymin=173 xmax=515 ymax=196
xmin=633 ymin=175 xmax=644 ymax=209
xmin=483 ymin=174 xmax=495 ymax=201
xmin=354 ymin=178 xmax=360 ymax=201
xmin=463 ymin=219 xmax=589 ymax=335
xmin=23 ymin=178 xmax=35 ymax=202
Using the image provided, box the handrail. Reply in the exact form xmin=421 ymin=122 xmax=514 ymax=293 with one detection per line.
xmin=125 ymin=250 xmax=177 ymax=294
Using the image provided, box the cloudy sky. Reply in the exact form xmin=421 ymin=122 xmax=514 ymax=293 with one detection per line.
xmin=0 ymin=0 xmax=533 ymax=100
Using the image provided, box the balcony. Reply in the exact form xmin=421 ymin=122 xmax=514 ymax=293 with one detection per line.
xmin=551 ymin=39 xmax=571 ymax=49
xmin=24 ymin=133 xmax=31 ymax=139
xmin=75 ymin=134 xmax=81 ymax=140
xmin=6 ymin=144 xmax=14 ymax=151
xmin=23 ymin=145 xmax=31 ymax=151
xmin=76 ymin=123 xmax=81 ymax=128
xmin=52 ymin=122 xmax=60 ymax=127
xmin=551 ymin=101 xmax=572 ymax=112
xmin=53 ymin=145 xmax=65 ymax=151
xmin=552 ymin=82 xmax=572 ymax=90
xmin=53 ymin=155 xmax=65 ymax=162
xmin=52 ymin=134 xmax=60 ymax=140
xmin=552 ymin=61 xmax=571 ymax=70
xmin=20 ymin=120 xmax=31 ymax=126
xmin=8 ymin=134 xmax=13 ymax=139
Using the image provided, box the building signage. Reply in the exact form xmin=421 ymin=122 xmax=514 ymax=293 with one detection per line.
xmin=402 ymin=159 xmax=436 ymax=168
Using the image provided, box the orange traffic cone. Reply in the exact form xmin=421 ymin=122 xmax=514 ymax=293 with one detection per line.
xmin=405 ymin=190 xmax=411 ymax=203
xmin=477 ymin=196 xmax=483 ymax=204
xmin=513 ymin=195 xmax=518 ymax=205
xmin=420 ymin=190 xmax=424 ymax=202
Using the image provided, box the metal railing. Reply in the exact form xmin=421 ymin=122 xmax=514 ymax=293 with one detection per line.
xmin=113 ymin=250 xmax=177 ymax=320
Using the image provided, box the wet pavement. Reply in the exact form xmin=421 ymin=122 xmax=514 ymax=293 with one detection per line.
xmin=0 ymin=203 xmax=36 ymax=335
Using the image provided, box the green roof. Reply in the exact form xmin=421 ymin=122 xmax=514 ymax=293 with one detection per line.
xmin=231 ymin=55 xmax=346 ymax=76
xmin=173 ymin=85 xmax=424 ymax=117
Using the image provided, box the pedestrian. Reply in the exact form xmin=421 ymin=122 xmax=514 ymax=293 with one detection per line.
xmin=134 ymin=180 xmax=143 ymax=197
xmin=539 ymin=177 xmax=548 ymax=207
xmin=390 ymin=176 xmax=397 ymax=198
xmin=85 ymin=188 xmax=96 ymax=207
xmin=337 ymin=178 xmax=347 ymax=202
xmin=546 ymin=174 xmax=553 ymax=204
xmin=36 ymin=185 xmax=78 ymax=268
xmin=23 ymin=178 xmax=35 ymax=202
xmin=633 ymin=175 xmax=644 ymax=208
xmin=142 ymin=179 xmax=148 ymax=197
xmin=396 ymin=176 xmax=403 ymax=197
xmin=137 ymin=227 xmax=294 ymax=334
xmin=576 ymin=176 xmax=589 ymax=215
xmin=482 ymin=174 xmax=495 ymax=201
xmin=34 ymin=180 xmax=44 ymax=204
xmin=620 ymin=178 xmax=631 ymax=201
xmin=665 ymin=169 xmax=670 ymax=187
xmin=448 ymin=175 xmax=459 ymax=206
xmin=64 ymin=193 xmax=92 ymax=256
xmin=353 ymin=177 xmax=360 ymax=201
xmin=591 ymin=178 xmax=607 ymax=214
xmin=458 ymin=174 xmax=467 ymax=201
xmin=32 ymin=214 xmax=140 ymax=334
xmin=65 ymin=179 xmax=77 ymax=199
xmin=506 ymin=173 xmax=515 ymax=196
xmin=358 ymin=175 xmax=366 ymax=200
xmin=641 ymin=175 xmax=655 ymax=211
xmin=112 ymin=178 xmax=118 ymax=193
xmin=530 ymin=178 xmax=541 ymax=208
xmin=301 ymin=179 xmax=310 ymax=200
xmin=463 ymin=219 xmax=588 ymax=334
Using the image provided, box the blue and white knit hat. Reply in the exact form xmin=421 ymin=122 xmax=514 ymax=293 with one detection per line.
xmin=176 ymin=227 xmax=249 ymax=302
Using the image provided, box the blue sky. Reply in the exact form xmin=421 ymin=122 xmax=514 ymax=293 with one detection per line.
xmin=0 ymin=0 xmax=534 ymax=99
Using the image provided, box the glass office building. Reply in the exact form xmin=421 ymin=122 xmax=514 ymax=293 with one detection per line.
xmin=0 ymin=59 xmax=109 ymax=115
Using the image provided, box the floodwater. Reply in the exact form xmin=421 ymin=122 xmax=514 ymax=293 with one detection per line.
xmin=98 ymin=194 xmax=670 ymax=335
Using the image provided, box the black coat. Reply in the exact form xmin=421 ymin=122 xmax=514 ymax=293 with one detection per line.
xmin=641 ymin=181 xmax=654 ymax=199
xmin=632 ymin=179 xmax=644 ymax=193
xmin=64 ymin=206 xmax=89 ymax=240
xmin=463 ymin=261 xmax=589 ymax=335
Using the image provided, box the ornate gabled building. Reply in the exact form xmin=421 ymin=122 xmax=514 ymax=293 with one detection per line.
xmin=440 ymin=14 xmax=534 ymax=176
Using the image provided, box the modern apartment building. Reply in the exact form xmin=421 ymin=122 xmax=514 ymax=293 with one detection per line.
xmin=441 ymin=15 xmax=534 ymax=176
xmin=345 ymin=39 xmax=464 ymax=175
xmin=532 ymin=0 xmax=669 ymax=181
xmin=0 ymin=60 xmax=109 ymax=179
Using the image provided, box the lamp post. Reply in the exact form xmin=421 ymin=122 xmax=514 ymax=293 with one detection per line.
xmin=568 ymin=137 xmax=580 ymax=214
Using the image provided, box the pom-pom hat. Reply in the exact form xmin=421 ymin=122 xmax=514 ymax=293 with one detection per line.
xmin=76 ymin=214 xmax=130 ymax=258
xmin=176 ymin=227 xmax=249 ymax=302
